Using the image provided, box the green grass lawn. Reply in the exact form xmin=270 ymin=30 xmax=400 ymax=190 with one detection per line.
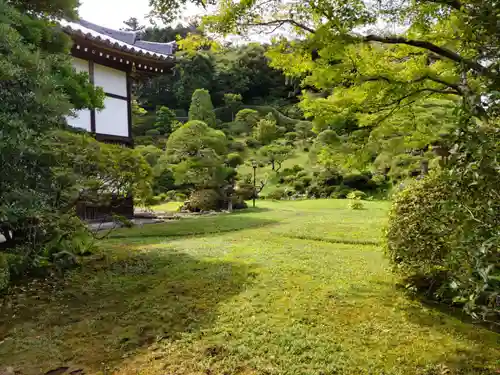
xmin=0 ymin=200 xmax=498 ymax=375
xmin=150 ymin=201 xmax=183 ymax=212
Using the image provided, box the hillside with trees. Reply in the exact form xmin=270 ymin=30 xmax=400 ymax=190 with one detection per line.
xmin=130 ymin=20 xmax=394 ymax=207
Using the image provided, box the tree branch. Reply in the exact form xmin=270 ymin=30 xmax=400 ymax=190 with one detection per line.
xmin=244 ymin=19 xmax=315 ymax=34
xmin=359 ymin=88 xmax=459 ymax=119
xmin=364 ymin=35 xmax=493 ymax=78
xmin=420 ymin=0 xmax=462 ymax=10
xmin=362 ymin=74 xmax=463 ymax=95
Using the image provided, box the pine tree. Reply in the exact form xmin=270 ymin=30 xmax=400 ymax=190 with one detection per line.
xmin=188 ymin=89 xmax=217 ymax=127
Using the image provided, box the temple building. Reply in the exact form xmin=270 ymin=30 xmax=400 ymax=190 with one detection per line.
xmin=61 ymin=19 xmax=175 ymax=219
xmin=61 ymin=19 xmax=176 ymax=146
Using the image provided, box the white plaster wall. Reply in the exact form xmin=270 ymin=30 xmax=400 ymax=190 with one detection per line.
xmin=67 ymin=109 xmax=92 ymax=131
xmin=94 ymin=63 xmax=127 ymax=97
xmin=95 ymin=97 xmax=129 ymax=137
xmin=72 ymin=57 xmax=89 ymax=74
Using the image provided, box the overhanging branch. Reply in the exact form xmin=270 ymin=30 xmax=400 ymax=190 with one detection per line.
xmin=365 ymin=87 xmax=460 ymax=115
xmin=244 ymin=19 xmax=315 ymax=34
xmin=420 ymin=0 xmax=462 ymax=10
xmin=362 ymin=74 xmax=463 ymax=95
xmin=364 ymin=35 xmax=493 ymax=79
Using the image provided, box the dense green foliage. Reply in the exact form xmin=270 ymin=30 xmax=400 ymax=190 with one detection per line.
xmin=233 ymin=108 xmax=260 ymax=134
xmin=188 ymin=89 xmax=217 ymax=127
xmin=387 ymin=126 xmax=500 ymax=324
xmin=0 ymin=0 xmax=153 ymax=288
xmin=185 ymin=189 xmax=223 ymax=212
xmin=253 ymin=114 xmax=283 ymax=145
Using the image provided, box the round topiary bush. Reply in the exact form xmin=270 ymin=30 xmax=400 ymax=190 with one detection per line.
xmin=267 ymin=188 xmax=286 ymax=200
xmin=187 ymin=189 xmax=223 ymax=212
xmin=226 ymin=152 xmax=244 ymax=168
xmin=386 ymin=169 xmax=500 ymax=323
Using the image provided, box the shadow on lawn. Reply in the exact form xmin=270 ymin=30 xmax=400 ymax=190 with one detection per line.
xmin=0 ymin=249 xmax=254 ymax=374
xmin=346 ymin=282 xmax=500 ymax=373
xmin=108 ymin=215 xmax=279 ymax=240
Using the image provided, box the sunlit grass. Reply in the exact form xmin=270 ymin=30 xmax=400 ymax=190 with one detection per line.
xmin=150 ymin=201 xmax=183 ymax=212
xmin=0 ymin=200 xmax=498 ymax=375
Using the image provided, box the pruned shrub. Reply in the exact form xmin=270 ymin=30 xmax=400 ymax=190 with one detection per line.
xmin=187 ymin=189 xmax=223 ymax=212
xmin=188 ymin=89 xmax=216 ymax=127
xmin=175 ymin=192 xmax=187 ymax=202
xmin=229 ymin=141 xmax=246 ymax=152
xmin=267 ymin=188 xmax=286 ymax=200
xmin=386 ymin=163 xmax=500 ymax=323
xmin=293 ymin=181 xmax=306 ymax=193
xmin=348 ymin=200 xmax=364 ymax=210
xmin=317 ymin=169 xmax=342 ymax=187
xmin=346 ymin=190 xmax=367 ymax=200
xmin=343 ymin=172 xmax=376 ymax=190
xmin=299 ymin=176 xmax=312 ymax=187
xmin=245 ymin=137 xmax=261 ymax=149
xmin=226 ymin=153 xmax=244 ymax=168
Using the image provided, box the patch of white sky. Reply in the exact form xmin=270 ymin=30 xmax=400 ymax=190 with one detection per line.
xmin=77 ymin=0 xmax=263 ymax=43
xmin=77 ymin=0 xmax=400 ymax=44
xmin=78 ymin=0 xmax=202 ymax=30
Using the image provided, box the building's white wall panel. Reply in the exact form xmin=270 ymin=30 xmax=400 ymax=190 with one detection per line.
xmin=66 ymin=109 xmax=91 ymax=131
xmin=95 ymin=97 xmax=129 ymax=137
xmin=94 ymin=64 xmax=127 ymax=97
xmin=72 ymin=57 xmax=89 ymax=73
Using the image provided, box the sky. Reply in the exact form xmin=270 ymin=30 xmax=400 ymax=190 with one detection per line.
xmin=77 ymin=0 xmax=264 ymax=43
xmin=78 ymin=0 xmax=201 ymax=29
xmin=78 ymin=0 xmax=152 ymax=29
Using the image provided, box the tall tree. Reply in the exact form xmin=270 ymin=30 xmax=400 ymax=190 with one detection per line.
xmin=188 ymin=88 xmax=217 ymax=127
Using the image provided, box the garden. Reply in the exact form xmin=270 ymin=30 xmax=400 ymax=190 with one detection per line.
xmin=1 ymin=0 xmax=499 ymax=373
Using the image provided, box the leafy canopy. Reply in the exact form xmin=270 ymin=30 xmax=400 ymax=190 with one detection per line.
xmin=259 ymin=142 xmax=294 ymax=172
xmin=184 ymin=0 xmax=500 ymax=171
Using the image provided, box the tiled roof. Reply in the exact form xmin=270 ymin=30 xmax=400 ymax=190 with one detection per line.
xmin=60 ymin=19 xmax=176 ymax=61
